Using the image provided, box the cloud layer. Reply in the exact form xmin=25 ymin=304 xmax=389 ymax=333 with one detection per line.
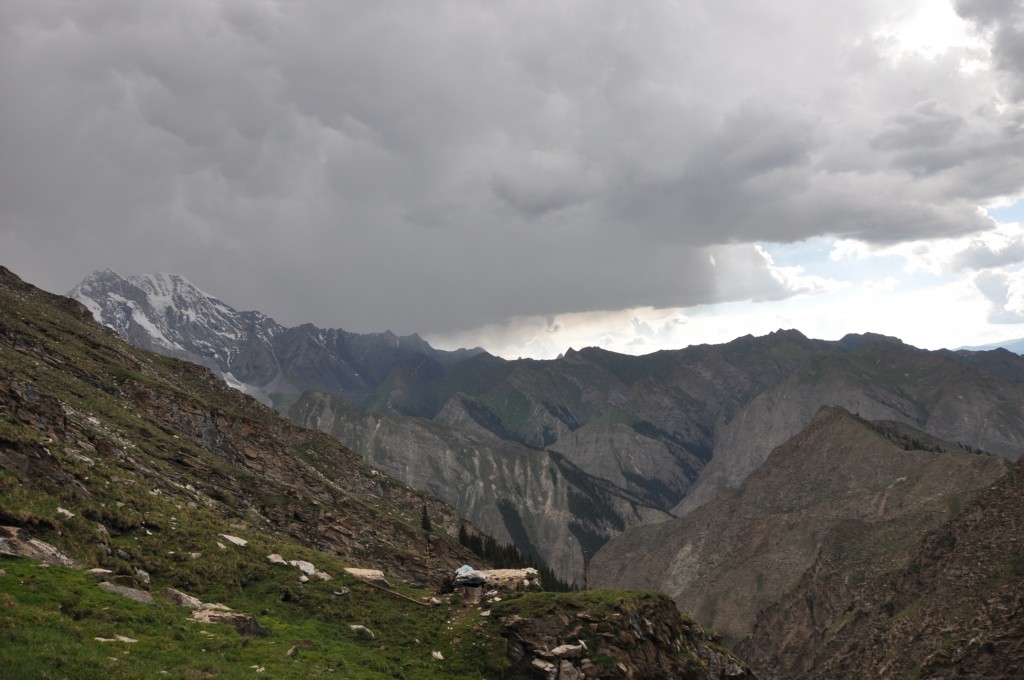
xmin=2 ymin=0 xmax=1023 ymax=334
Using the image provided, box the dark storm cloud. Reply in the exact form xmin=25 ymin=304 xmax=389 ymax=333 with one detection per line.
xmin=2 ymin=0 xmax=1024 ymax=334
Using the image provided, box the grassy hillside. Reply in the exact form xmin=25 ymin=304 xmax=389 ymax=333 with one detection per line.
xmin=0 ymin=266 xmax=751 ymax=678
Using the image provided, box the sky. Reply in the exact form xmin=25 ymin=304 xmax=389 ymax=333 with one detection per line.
xmin=2 ymin=0 xmax=1024 ymax=359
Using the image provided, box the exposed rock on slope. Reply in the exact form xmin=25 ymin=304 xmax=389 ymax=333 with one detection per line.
xmin=738 ymin=448 xmax=1024 ymax=679
xmin=290 ymin=390 xmax=671 ymax=581
xmin=589 ymin=406 xmax=1010 ymax=645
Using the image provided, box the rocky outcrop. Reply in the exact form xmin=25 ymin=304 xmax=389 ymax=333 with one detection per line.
xmin=495 ymin=592 xmax=754 ymax=679
xmin=0 ymin=526 xmax=81 ymax=568
xmin=590 ymin=407 xmax=1010 ymax=645
xmin=163 ymin=587 xmax=206 ymax=610
xmin=343 ymin=568 xmax=391 ymax=588
xmin=98 ymin=582 xmax=154 ymax=604
xmin=191 ymin=609 xmax=269 ymax=637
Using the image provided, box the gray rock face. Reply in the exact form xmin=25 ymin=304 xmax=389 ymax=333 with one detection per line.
xmin=162 ymin=587 xmax=205 ymax=610
xmin=290 ymin=392 xmax=671 ymax=582
xmin=0 ymin=526 xmax=82 ymax=568
xmin=191 ymin=609 xmax=268 ymax=637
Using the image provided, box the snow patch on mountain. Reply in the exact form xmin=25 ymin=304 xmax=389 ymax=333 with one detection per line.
xmin=68 ymin=270 xmax=283 ymax=399
xmin=68 ymin=269 xmax=485 ymax=410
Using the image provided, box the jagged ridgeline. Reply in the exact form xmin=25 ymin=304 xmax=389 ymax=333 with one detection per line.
xmin=0 ymin=266 xmax=752 ymax=679
xmin=69 ymin=269 xmax=1024 ymax=588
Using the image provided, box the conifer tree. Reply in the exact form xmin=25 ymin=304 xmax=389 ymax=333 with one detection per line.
xmin=420 ymin=504 xmax=432 ymax=532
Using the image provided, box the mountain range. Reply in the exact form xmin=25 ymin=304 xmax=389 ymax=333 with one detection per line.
xmin=60 ymin=268 xmax=1024 ymax=677
xmin=69 ymin=269 xmax=484 ymax=408
xmin=70 ymin=270 xmax=1024 ymax=584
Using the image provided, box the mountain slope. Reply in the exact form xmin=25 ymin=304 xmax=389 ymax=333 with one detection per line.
xmin=738 ymin=445 xmax=1024 ymax=679
xmin=588 ymin=406 xmax=1010 ymax=645
xmin=289 ymin=390 xmax=672 ymax=581
xmin=7 ymin=266 xmax=475 ymax=586
xmin=4 ymin=265 xmax=753 ymax=679
xmin=406 ymin=332 xmax=1024 ymax=517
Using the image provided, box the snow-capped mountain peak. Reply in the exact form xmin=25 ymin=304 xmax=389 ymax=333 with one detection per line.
xmin=68 ymin=269 xmax=276 ymax=371
xmin=67 ymin=269 xmax=484 ymax=408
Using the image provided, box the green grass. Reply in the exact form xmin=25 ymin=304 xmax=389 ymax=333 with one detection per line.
xmin=0 ymin=281 xmax=513 ymax=678
xmin=0 ymin=553 xmax=512 ymax=680
xmin=0 ymin=557 xmax=679 ymax=679
xmin=491 ymin=588 xmax=662 ymax=620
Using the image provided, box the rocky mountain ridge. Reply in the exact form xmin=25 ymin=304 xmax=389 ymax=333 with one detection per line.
xmin=589 ymin=406 xmax=1011 ymax=646
xmin=737 ymin=440 xmax=1024 ymax=679
xmin=68 ymin=269 xmax=483 ymax=408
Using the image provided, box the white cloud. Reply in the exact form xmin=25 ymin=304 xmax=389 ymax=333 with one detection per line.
xmin=975 ymin=268 xmax=1024 ymax=322
xmin=430 ymin=270 xmax=1010 ymax=359
xmin=873 ymin=0 xmax=985 ymax=61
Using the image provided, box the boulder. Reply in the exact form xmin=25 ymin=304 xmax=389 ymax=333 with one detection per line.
xmin=163 ymin=587 xmax=204 ymax=610
xmin=289 ymin=559 xmax=316 ymax=575
xmin=191 ymin=609 xmax=268 ymax=637
xmin=217 ymin=533 xmax=248 ymax=547
xmin=349 ymin=624 xmax=375 ymax=639
xmin=552 ymin=643 xmax=585 ymax=659
xmin=98 ymin=582 xmax=153 ymax=604
xmin=0 ymin=526 xmax=81 ymax=568
xmin=559 ymin=660 xmax=583 ymax=680
xmin=343 ymin=568 xmax=390 ymax=587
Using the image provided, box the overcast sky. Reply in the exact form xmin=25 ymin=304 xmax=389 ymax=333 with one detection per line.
xmin=3 ymin=0 xmax=1024 ymax=358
